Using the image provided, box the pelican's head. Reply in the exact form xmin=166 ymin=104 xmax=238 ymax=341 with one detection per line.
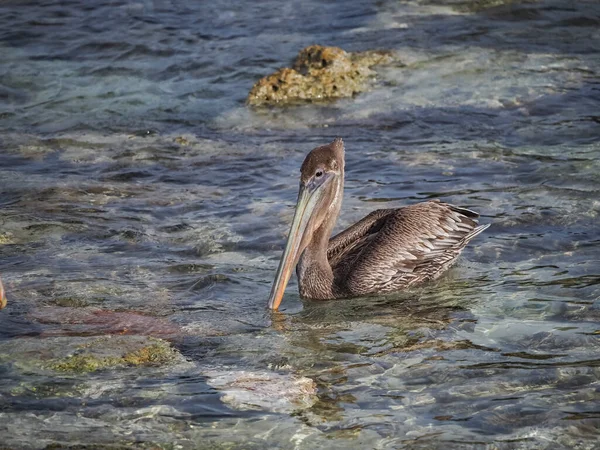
xmin=267 ymin=138 xmax=345 ymax=310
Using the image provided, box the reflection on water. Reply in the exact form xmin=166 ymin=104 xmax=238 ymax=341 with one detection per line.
xmin=1 ymin=0 xmax=599 ymax=448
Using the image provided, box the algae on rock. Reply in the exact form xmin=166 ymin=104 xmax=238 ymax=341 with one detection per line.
xmin=247 ymin=45 xmax=393 ymax=106
xmin=50 ymin=336 xmax=179 ymax=373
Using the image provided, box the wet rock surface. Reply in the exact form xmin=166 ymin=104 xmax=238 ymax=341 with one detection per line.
xmin=205 ymin=370 xmax=317 ymax=413
xmin=0 ymin=335 xmax=184 ymax=374
xmin=247 ymin=45 xmax=393 ymax=106
xmin=29 ymin=307 xmax=183 ymax=338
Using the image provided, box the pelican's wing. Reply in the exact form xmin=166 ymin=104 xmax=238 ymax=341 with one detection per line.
xmin=327 ymin=208 xmax=395 ymax=272
xmin=339 ymin=201 xmax=489 ymax=295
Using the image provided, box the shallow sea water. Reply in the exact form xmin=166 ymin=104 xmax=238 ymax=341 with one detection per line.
xmin=0 ymin=0 xmax=599 ymax=448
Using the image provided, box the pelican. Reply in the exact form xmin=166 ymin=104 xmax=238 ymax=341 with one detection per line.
xmin=267 ymin=138 xmax=489 ymax=310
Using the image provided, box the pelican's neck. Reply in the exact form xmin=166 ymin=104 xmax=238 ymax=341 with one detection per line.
xmin=296 ymin=174 xmax=343 ymax=300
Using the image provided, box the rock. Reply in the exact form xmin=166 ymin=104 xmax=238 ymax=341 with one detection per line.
xmin=51 ymin=338 xmax=177 ymax=373
xmin=247 ymin=45 xmax=393 ymax=106
xmin=0 ymin=335 xmax=183 ymax=374
xmin=29 ymin=306 xmax=182 ymax=338
xmin=174 ymin=136 xmax=192 ymax=146
xmin=205 ymin=370 xmax=317 ymax=413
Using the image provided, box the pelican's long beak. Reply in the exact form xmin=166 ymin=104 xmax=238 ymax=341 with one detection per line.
xmin=267 ymin=175 xmax=331 ymax=310
xmin=0 ymin=277 xmax=6 ymax=310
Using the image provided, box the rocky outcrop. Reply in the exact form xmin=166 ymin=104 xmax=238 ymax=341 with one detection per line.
xmin=247 ymin=45 xmax=393 ymax=106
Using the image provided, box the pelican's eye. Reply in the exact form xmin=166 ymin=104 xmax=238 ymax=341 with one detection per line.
xmin=315 ymin=170 xmax=324 ymax=178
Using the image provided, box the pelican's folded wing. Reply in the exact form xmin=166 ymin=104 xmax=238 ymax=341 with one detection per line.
xmin=327 ymin=208 xmax=395 ymax=272
xmin=339 ymin=201 xmax=488 ymax=295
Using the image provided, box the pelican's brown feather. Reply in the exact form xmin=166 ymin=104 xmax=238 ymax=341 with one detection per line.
xmin=328 ymin=201 xmax=489 ymax=296
xmin=327 ymin=209 xmax=393 ymax=265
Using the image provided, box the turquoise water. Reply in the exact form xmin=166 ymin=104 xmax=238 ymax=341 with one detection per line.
xmin=0 ymin=0 xmax=599 ymax=448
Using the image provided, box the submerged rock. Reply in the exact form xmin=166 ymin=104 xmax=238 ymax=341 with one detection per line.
xmin=30 ymin=306 xmax=182 ymax=338
xmin=205 ymin=370 xmax=317 ymax=413
xmin=0 ymin=335 xmax=184 ymax=375
xmin=247 ymin=45 xmax=393 ymax=106
xmin=51 ymin=337 xmax=178 ymax=373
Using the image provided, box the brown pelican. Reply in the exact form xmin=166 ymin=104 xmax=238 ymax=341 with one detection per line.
xmin=0 ymin=277 xmax=6 ymax=310
xmin=267 ymin=138 xmax=489 ymax=310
